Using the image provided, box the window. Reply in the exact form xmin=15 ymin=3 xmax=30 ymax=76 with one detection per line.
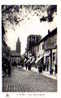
xmin=42 ymin=44 xmax=44 ymax=49
xmin=53 ymin=53 xmax=55 ymax=61
xmin=37 ymin=46 xmax=39 ymax=52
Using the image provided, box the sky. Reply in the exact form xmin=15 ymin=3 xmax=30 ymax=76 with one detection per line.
xmin=2 ymin=5 xmax=57 ymax=55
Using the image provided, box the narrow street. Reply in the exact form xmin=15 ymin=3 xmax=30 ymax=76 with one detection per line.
xmin=2 ymin=66 xmax=57 ymax=92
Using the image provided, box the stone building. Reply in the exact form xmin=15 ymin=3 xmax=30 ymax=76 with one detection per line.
xmin=27 ymin=35 xmax=41 ymax=58
xmin=35 ymin=28 xmax=57 ymax=74
xmin=16 ymin=38 xmax=21 ymax=54
xmin=10 ymin=51 xmax=21 ymax=65
xmin=43 ymin=28 xmax=57 ymax=73
xmin=2 ymin=23 xmax=11 ymax=75
xmin=10 ymin=38 xmax=21 ymax=66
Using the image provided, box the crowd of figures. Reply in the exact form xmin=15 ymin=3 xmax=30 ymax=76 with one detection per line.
xmin=2 ymin=50 xmax=57 ymax=77
xmin=24 ymin=53 xmax=35 ymax=70
xmin=24 ymin=52 xmax=57 ymax=74
xmin=24 ymin=53 xmax=45 ymax=72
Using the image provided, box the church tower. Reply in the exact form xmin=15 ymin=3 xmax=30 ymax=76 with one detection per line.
xmin=16 ymin=37 xmax=21 ymax=54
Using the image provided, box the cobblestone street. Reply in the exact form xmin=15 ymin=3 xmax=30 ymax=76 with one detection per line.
xmin=2 ymin=67 xmax=57 ymax=92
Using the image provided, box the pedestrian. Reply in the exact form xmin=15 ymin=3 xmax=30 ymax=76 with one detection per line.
xmin=25 ymin=63 xmax=28 ymax=70
xmin=55 ymin=64 xmax=57 ymax=74
xmin=24 ymin=57 xmax=28 ymax=70
xmin=46 ymin=58 xmax=49 ymax=71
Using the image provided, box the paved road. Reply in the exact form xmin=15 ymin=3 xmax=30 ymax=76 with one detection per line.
xmin=2 ymin=67 xmax=57 ymax=92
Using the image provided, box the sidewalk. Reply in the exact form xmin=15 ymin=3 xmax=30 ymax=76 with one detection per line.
xmin=31 ymin=67 xmax=57 ymax=80
xmin=23 ymin=67 xmax=57 ymax=80
xmin=41 ymin=71 xmax=57 ymax=80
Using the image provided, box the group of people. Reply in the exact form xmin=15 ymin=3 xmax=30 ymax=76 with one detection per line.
xmin=24 ymin=53 xmax=35 ymax=70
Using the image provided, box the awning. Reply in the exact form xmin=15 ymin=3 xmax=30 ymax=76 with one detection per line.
xmin=44 ymin=51 xmax=50 ymax=57
xmin=35 ymin=56 xmax=44 ymax=63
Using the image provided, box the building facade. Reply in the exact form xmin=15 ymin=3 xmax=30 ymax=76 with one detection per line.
xmin=2 ymin=23 xmax=11 ymax=75
xmin=43 ymin=28 xmax=57 ymax=74
xmin=10 ymin=51 xmax=21 ymax=65
xmin=10 ymin=38 xmax=21 ymax=66
xmin=27 ymin=35 xmax=41 ymax=58
xmin=16 ymin=38 xmax=21 ymax=54
xmin=36 ymin=28 xmax=57 ymax=74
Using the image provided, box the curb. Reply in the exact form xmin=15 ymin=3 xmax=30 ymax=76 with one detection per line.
xmin=23 ymin=67 xmax=57 ymax=80
xmin=31 ymin=67 xmax=57 ymax=80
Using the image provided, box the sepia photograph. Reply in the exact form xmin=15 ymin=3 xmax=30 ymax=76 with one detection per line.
xmin=2 ymin=5 xmax=57 ymax=92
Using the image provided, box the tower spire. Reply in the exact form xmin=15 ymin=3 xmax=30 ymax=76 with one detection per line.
xmin=16 ymin=37 xmax=21 ymax=54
